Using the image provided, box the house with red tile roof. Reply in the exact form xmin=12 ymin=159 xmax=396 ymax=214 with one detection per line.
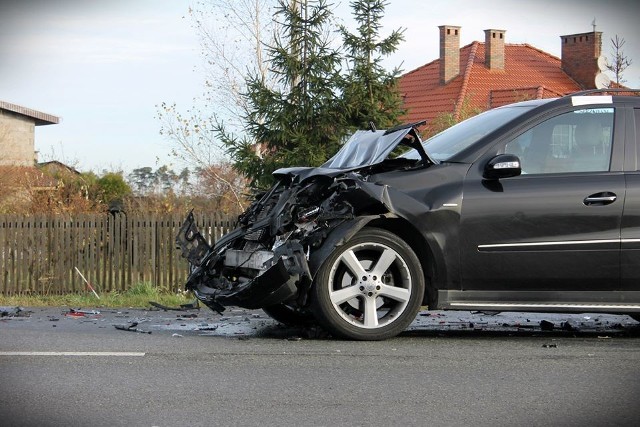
xmin=399 ymin=26 xmax=607 ymax=133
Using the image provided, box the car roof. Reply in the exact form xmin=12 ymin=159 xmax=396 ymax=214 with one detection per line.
xmin=498 ymin=98 xmax=555 ymax=109
xmin=501 ymin=89 xmax=640 ymax=112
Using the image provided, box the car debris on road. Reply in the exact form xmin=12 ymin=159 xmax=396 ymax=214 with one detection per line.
xmin=65 ymin=308 xmax=101 ymax=318
xmin=0 ymin=306 xmax=31 ymax=318
xmin=148 ymin=301 xmax=200 ymax=311
xmin=114 ymin=321 xmax=151 ymax=334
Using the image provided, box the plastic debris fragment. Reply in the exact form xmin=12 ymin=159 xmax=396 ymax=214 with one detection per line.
xmin=540 ymin=320 xmax=554 ymax=331
xmin=0 ymin=307 xmax=32 ymax=318
xmin=149 ymin=301 xmax=200 ymax=311
xmin=114 ymin=322 xmax=151 ymax=334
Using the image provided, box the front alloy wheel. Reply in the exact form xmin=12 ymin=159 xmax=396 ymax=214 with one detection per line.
xmin=311 ymin=228 xmax=424 ymax=340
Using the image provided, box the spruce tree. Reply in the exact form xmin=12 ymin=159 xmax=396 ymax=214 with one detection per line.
xmin=339 ymin=0 xmax=406 ymax=130
xmin=219 ymin=0 xmax=345 ymax=189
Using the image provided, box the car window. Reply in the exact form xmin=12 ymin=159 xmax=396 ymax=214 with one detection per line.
xmin=401 ymin=104 xmax=537 ymax=161
xmin=505 ymin=108 xmax=614 ymax=174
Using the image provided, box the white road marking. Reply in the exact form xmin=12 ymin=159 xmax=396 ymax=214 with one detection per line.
xmin=0 ymin=351 xmax=145 ymax=357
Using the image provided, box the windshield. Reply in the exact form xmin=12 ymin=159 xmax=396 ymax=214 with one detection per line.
xmin=402 ymin=104 xmax=537 ymax=162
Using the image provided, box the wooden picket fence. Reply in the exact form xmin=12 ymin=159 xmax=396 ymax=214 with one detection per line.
xmin=0 ymin=213 xmax=236 ymax=295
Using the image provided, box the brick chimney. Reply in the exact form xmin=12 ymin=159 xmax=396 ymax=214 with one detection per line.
xmin=484 ymin=29 xmax=506 ymax=70
xmin=439 ymin=25 xmax=461 ymax=84
xmin=561 ymin=31 xmax=602 ymax=89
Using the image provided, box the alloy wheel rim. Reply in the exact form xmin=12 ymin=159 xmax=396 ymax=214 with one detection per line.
xmin=327 ymin=242 xmax=412 ymax=329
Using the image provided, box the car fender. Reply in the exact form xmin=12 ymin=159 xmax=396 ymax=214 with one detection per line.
xmin=359 ymin=181 xmax=451 ymax=289
xmin=308 ymin=215 xmax=379 ymax=277
xmin=308 ymin=181 xmax=450 ymax=289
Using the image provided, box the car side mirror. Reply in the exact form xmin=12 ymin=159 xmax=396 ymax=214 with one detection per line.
xmin=484 ymin=154 xmax=522 ymax=180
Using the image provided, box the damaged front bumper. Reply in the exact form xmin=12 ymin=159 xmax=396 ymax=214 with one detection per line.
xmin=175 ymin=212 xmax=312 ymax=313
xmin=174 ymin=122 xmax=437 ymax=319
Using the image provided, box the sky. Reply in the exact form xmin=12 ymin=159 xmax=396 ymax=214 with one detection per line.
xmin=1 ymin=0 xmax=638 ymax=174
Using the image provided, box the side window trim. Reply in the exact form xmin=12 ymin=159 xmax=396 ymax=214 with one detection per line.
xmin=631 ymin=107 xmax=640 ymax=171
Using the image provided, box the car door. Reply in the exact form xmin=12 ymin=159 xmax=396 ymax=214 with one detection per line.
xmin=459 ymin=106 xmax=624 ymax=295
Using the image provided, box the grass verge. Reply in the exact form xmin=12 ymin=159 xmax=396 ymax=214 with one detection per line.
xmin=0 ymin=282 xmax=192 ymax=309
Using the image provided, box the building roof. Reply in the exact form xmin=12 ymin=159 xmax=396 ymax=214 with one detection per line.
xmin=399 ymin=42 xmax=582 ymax=127
xmin=38 ymin=160 xmax=81 ymax=175
xmin=0 ymin=100 xmax=60 ymax=125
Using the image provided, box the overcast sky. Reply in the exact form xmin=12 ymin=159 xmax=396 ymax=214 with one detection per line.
xmin=0 ymin=0 xmax=638 ymax=173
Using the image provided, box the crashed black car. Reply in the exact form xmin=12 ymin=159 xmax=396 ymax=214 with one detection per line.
xmin=177 ymin=89 xmax=640 ymax=340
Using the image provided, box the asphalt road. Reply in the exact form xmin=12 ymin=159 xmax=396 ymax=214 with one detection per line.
xmin=1 ymin=306 xmax=639 ymax=427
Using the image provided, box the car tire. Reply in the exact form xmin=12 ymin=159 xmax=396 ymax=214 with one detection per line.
xmin=262 ymin=303 xmax=316 ymax=326
xmin=311 ymin=227 xmax=425 ymax=340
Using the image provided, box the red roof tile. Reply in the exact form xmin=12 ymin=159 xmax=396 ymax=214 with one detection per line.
xmin=399 ymin=42 xmax=582 ymax=130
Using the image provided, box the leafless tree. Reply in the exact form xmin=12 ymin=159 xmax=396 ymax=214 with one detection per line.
xmin=157 ymin=1 xmax=279 ymax=209
xmin=193 ymin=0 xmax=276 ymax=125
xmin=606 ymin=35 xmax=633 ymax=85
xmin=156 ymin=101 xmax=247 ymax=210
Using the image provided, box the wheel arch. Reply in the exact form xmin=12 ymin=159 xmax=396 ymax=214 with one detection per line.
xmin=367 ymin=217 xmax=439 ymax=308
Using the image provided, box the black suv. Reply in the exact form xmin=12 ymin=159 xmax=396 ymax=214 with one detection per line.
xmin=177 ymin=89 xmax=640 ymax=340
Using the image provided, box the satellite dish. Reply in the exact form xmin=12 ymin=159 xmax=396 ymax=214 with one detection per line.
xmin=597 ymin=55 xmax=607 ymax=71
xmin=595 ymin=72 xmax=611 ymax=89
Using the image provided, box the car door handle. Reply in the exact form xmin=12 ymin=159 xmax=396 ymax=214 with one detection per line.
xmin=583 ymin=192 xmax=617 ymax=206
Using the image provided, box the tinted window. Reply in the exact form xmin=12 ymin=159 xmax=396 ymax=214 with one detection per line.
xmin=505 ymin=108 xmax=614 ymax=174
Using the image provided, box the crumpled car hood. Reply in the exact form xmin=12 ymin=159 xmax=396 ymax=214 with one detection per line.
xmin=273 ymin=125 xmax=431 ymax=181
xmin=321 ymin=128 xmax=413 ymax=169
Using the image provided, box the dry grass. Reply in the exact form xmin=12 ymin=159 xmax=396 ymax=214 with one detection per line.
xmin=0 ymin=282 xmax=193 ymax=309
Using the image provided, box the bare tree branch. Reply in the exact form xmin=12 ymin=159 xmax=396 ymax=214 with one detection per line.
xmin=606 ymin=35 xmax=633 ymax=85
